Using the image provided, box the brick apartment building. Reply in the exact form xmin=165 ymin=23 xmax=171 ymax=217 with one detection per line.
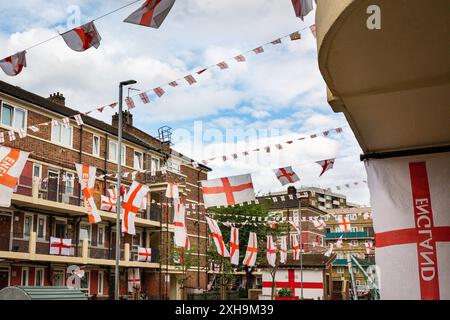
xmin=0 ymin=80 xmax=211 ymax=299
xmin=324 ymin=207 xmax=375 ymax=300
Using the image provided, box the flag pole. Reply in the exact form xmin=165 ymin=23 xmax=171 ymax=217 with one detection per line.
xmin=115 ymin=80 xmax=136 ymax=300
xmin=298 ymin=194 xmax=304 ymax=300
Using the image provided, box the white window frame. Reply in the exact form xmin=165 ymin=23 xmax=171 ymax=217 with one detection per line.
xmin=64 ymin=172 xmax=75 ymax=196
xmin=351 ymin=240 xmax=358 ymax=247
xmin=109 ymin=141 xmax=126 ymax=165
xmin=23 ymin=213 xmax=34 ymax=239
xmin=21 ymin=267 xmax=29 ymax=286
xmin=97 ymin=225 xmax=105 ymax=247
xmin=351 ymin=226 xmax=358 ymax=233
xmin=34 ymin=267 xmax=45 ymax=287
xmin=80 ymin=270 xmax=90 ymax=295
xmin=36 ymin=214 xmax=46 ymax=240
xmin=51 ymin=122 xmax=73 ymax=148
xmin=54 ymin=217 xmax=67 ymax=239
xmin=32 ymin=163 xmax=42 ymax=181
xmin=79 ymin=222 xmax=92 ymax=244
xmin=133 ymin=230 xmax=143 ymax=247
xmin=134 ymin=151 xmax=143 ymax=170
xmin=0 ymin=102 xmax=27 ymax=131
xmin=97 ymin=271 xmax=104 ymax=296
xmin=337 ymin=267 xmax=344 ymax=274
xmin=151 ymin=157 xmax=160 ymax=175
xmin=92 ymin=135 xmax=101 ymax=157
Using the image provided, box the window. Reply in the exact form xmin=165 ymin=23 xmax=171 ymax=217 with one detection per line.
xmin=109 ymin=142 xmax=125 ymax=164
xmin=24 ymin=214 xmax=33 ymax=238
xmin=351 ymin=227 xmax=358 ymax=232
xmin=65 ymin=173 xmax=75 ymax=195
xmin=35 ymin=268 xmax=44 ymax=286
xmin=1 ymin=103 xmax=26 ymax=130
xmin=37 ymin=215 xmax=46 ymax=240
xmin=134 ymin=151 xmax=143 ymax=170
xmin=79 ymin=223 xmax=91 ymax=243
xmin=32 ymin=163 xmax=42 ymax=180
xmin=21 ymin=267 xmax=29 ymax=286
xmin=98 ymin=225 xmax=105 ymax=247
xmin=51 ymin=123 xmax=72 ymax=147
xmin=98 ymin=271 xmax=104 ymax=295
xmin=133 ymin=231 xmax=143 ymax=247
xmin=166 ymin=158 xmax=181 ymax=173
xmin=93 ymin=135 xmax=100 ymax=157
xmin=337 ymin=267 xmax=344 ymax=274
xmin=80 ymin=271 xmax=90 ymax=294
xmin=335 ymin=226 xmax=341 ymax=232
xmin=55 ymin=220 xmax=66 ymax=238
xmin=351 ymin=240 xmax=358 ymax=247
xmin=151 ymin=157 xmax=160 ymax=174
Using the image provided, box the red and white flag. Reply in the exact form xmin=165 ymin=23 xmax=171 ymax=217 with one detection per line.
xmin=154 ymin=87 xmax=165 ymax=97
xmin=74 ymin=114 xmax=84 ymax=126
xmin=100 ymin=188 xmax=117 ymax=212
xmin=364 ymin=241 xmax=373 ymax=255
xmin=234 ymin=55 xmax=246 ymax=62
xmin=206 ymin=217 xmax=229 ymax=257
xmin=243 ymin=232 xmax=257 ymax=267
xmin=201 ymin=174 xmax=255 ymax=208
xmin=230 ymin=227 xmax=239 ymax=265
xmin=291 ymin=0 xmax=314 ymax=21
xmin=363 ymin=211 xmax=373 ymax=220
xmin=291 ymin=234 xmax=300 ymax=260
xmin=62 ymin=21 xmax=102 ymax=52
xmin=273 ymin=166 xmax=300 ymax=186
xmin=0 ymin=147 xmax=30 ymax=207
xmin=266 ymin=235 xmax=276 ymax=267
xmin=324 ymin=243 xmax=334 ymax=257
xmin=337 ymin=215 xmax=351 ymax=232
xmin=173 ymin=200 xmax=188 ymax=248
xmin=316 ymin=158 xmax=335 ymax=177
xmin=127 ymin=268 xmax=140 ymax=293
xmin=366 ymin=153 xmax=450 ymax=299
xmin=217 ymin=62 xmax=229 ymax=70
xmin=280 ymin=236 xmax=288 ymax=264
xmin=137 ymin=247 xmax=152 ymax=262
xmin=50 ymin=237 xmax=71 ymax=256
xmin=313 ymin=217 xmax=326 ymax=230
xmin=122 ymin=181 xmax=149 ymax=235
xmin=75 ymin=163 xmax=101 ymax=224
xmin=0 ymin=51 xmax=27 ymax=76
xmin=165 ymin=183 xmax=179 ymax=199
xmin=139 ymin=92 xmax=150 ymax=104
xmin=124 ymin=0 xmax=176 ymax=29
xmin=125 ymin=97 xmax=135 ymax=109
xmin=184 ymin=75 xmax=197 ymax=85
xmin=253 ymin=46 xmax=264 ymax=54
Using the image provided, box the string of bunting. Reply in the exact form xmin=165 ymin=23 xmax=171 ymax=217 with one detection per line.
xmin=0 ymin=25 xmax=316 ymax=146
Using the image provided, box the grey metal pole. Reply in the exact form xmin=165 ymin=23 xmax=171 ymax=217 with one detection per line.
xmin=115 ymin=80 xmax=136 ymax=300
xmin=298 ymin=196 xmax=303 ymax=300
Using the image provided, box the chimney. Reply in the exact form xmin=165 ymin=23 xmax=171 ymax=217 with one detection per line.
xmin=48 ymin=92 xmax=66 ymax=106
xmin=287 ymin=186 xmax=297 ymax=195
xmin=112 ymin=110 xmax=133 ymax=128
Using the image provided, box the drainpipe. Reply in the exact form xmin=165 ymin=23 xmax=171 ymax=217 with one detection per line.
xmin=78 ymin=125 xmax=83 ymax=204
xmin=197 ymin=168 xmax=201 ymax=288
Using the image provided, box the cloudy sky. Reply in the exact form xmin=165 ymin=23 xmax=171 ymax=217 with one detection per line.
xmin=0 ymin=0 xmax=370 ymax=205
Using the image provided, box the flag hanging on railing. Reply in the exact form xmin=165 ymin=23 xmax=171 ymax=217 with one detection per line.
xmin=75 ymin=163 xmax=101 ymax=224
xmin=0 ymin=147 xmax=30 ymax=207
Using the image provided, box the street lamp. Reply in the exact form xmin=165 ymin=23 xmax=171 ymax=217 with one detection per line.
xmin=114 ymin=80 xmax=137 ymax=300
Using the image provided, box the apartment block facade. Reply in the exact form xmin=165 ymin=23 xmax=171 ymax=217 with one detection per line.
xmin=324 ymin=207 xmax=375 ymax=300
xmin=0 ymin=80 xmax=210 ymax=299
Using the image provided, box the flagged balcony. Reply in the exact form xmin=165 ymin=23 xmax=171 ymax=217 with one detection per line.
xmin=325 ymin=231 xmax=372 ymax=239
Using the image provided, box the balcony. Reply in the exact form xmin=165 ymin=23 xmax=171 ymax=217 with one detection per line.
xmin=325 ymin=231 xmax=372 ymax=239
xmin=143 ymin=170 xmax=186 ymax=187
xmin=332 ymin=258 xmax=370 ymax=266
xmin=0 ymin=231 xmax=160 ymax=269
xmin=12 ymin=178 xmax=161 ymax=229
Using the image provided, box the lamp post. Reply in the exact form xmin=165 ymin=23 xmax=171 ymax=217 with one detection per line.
xmin=114 ymin=80 xmax=137 ymax=300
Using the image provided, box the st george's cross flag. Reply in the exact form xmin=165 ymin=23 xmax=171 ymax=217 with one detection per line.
xmin=243 ymin=232 xmax=258 ymax=267
xmin=335 ymin=235 xmax=343 ymax=248
xmin=173 ymin=199 xmax=188 ymax=248
xmin=124 ymin=0 xmax=176 ymax=29
xmin=291 ymin=0 xmax=314 ymax=21
xmin=62 ymin=21 xmax=102 ymax=52
xmin=324 ymin=243 xmax=334 ymax=257
xmin=337 ymin=215 xmax=351 ymax=232
xmin=280 ymin=236 xmax=288 ymax=264
xmin=165 ymin=183 xmax=179 ymax=199
xmin=230 ymin=227 xmax=240 ymax=265
xmin=273 ymin=166 xmax=300 ymax=186
xmin=364 ymin=241 xmax=374 ymax=255
xmin=201 ymin=174 xmax=255 ymax=208
xmin=365 ymin=152 xmax=450 ymax=299
xmin=137 ymin=247 xmax=152 ymax=262
xmin=0 ymin=147 xmax=30 ymax=207
xmin=291 ymin=234 xmax=301 ymax=260
xmin=75 ymin=163 xmax=101 ymax=224
xmin=100 ymin=188 xmax=117 ymax=212
xmin=128 ymin=268 xmax=140 ymax=293
xmin=266 ymin=235 xmax=277 ymax=267
xmin=313 ymin=217 xmax=326 ymax=230
xmin=0 ymin=51 xmax=27 ymax=76
xmin=206 ymin=217 xmax=229 ymax=257
xmin=122 ymin=181 xmax=149 ymax=235
xmin=50 ymin=237 xmax=72 ymax=256
xmin=316 ymin=158 xmax=335 ymax=177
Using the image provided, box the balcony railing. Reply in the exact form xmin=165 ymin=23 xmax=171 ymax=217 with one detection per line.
xmin=332 ymin=258 xmax=371 ymax=266
xmin=326 ymin=232 xmax=372 ymax=239
xmin=143 ymin=170 xmax=185 ymax=185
